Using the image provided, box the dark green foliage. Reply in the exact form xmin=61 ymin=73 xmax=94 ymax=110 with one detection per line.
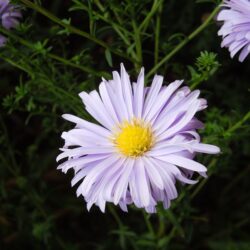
xmin=0 ymin=0 xmax=249 ymax=249
xmin=188 ymin=51 xmax=220 ymax=88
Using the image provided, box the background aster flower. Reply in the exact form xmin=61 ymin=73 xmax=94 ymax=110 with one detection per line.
xmin=0 ymin=0 xmax=21 ymax=47
xmin=0 ymin=33 xmax=7 ymax=46
xmin=217 ymin=0 xmax=250 ymax=62
xmin=57 ymin=64 xmax=220 ymax=213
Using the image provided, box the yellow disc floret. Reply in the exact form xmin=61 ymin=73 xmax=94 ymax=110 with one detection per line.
xmin=115 ymin=119 xmax=154 ymax=157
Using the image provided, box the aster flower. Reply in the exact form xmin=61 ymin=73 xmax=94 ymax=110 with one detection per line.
xmin=57 ymin=64 xmax=220 ymax=213
xmin=0 ymin=0 xmax=21 ymax=47
xmin=217 ymin=0 xmax=250 ymax=62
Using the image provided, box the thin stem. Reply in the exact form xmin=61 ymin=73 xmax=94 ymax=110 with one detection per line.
xmin=87 ymin=0 xmax=95 ymax=36
xmin=0 ymin=116 xmax=19 ymax=175
xmin=157 ymin=214 xmax=165 ymax=238
xmin=76 ymin=3 xmax=132 ymax=41
xmin=0 ymin=50 xmax=86 ymax=117
xmin=226 ymin=111 xmax=250 ymax=134
xmin=0 ymin=54 xmax=32 ymax=75
xmin=139 ymin=0 xmax=163 ymax=32
xmin=165 ymin=227 xmax=177 ymax=246
xmin=146 ymin=4 xmax=221 ymax=79
xmin=190 ymin=158 xmax=217 ymax=199
xmin=166 ymin=111 xmax=250 ymax=243
xmin=190 ymin=111 xmax=250 ymax=199
xmin=49 ymin=53 xmax=110 ymax=78
xmin=94 ymin=0 xmax=105 ymax=12
xmin=154 ymin=2 xmax=163 ymax=65
xmin=190 ymin=74 xmax=207 ymax=90
xmin=209 ymin=217 xmax=250 ymax=239
xmin=221 ymin=165 xmax=250 ymax=196
xmin=108 ymin=206 xmax=123 ymax=228
xmin=19 ymin=0 xmax=134 ymax=63
xmin=73 ymin=2 xmax=138 ymax=61
xmin=0 ymin=27 xmax=110 ymax=78
xmin=142 ymin=211 xmax=155 ymax=237
xmin=132 ymin=20 xmax=142 ymax=68
xmin=109 ymin=3 xmax=123 ymax=26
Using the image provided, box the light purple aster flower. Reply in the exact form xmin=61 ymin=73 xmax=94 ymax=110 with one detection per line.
xmin=57 ymin=64 xmax=220 ymax=213
xmin=0 ymin=0 xmax=22 ymax=47
xmin=217 ymin=0 xmax=250 ymax=62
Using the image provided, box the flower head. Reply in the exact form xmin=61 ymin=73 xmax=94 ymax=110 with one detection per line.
xmin=217 ymin=0 xmax=250 ymax=62
xmin=0 ymin=0 xmax=21 ymax=47
xmin=57 ymin=64 xmax=220 ymax=213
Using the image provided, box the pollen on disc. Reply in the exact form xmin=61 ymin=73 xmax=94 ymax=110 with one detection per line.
xmin=115 ymin=119 xmax=154 ymax=157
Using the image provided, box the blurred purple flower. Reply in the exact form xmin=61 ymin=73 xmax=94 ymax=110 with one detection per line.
xmin=57 ymin=64 xmax=220 ymax=213
xmin=0 ymin=34 xmax=7 ymax=46
xmin=0 ymin=0 xmax=22 ymax=47
xmin=217 ymin=0 xmax=250 ymax=62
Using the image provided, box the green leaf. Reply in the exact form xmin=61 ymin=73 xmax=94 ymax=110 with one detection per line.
xmin=105 ymin=49 xmax=113 ymax=67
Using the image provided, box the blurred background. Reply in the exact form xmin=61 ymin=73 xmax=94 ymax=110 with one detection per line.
xmin=0 ymin=0 xmax=250 ymax=249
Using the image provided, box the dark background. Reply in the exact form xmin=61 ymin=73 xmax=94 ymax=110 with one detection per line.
xmin=0 ymin=0 xmax=250 ymax=249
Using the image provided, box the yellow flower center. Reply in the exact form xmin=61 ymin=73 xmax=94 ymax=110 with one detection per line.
xmin=114 ymin=119 xmax=154 ymax=157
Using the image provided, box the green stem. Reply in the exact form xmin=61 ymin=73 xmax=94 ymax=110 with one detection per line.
xmin=87 ymin=0 xmax=94 ymax=35
xmin=190 ymin=74 xmax=207 ymax=90
xmin=190 ymin=158 xmax=217 ymax=200
xmin=109 ymin=4 xmax=123 ymax=26
xmin=146 ymin=4 xmax=221 ymax=79
xmin=132 ymin=20 xmax=143 ymax=68
xmin=0 ymin=27 xmax=110 ymax=78
xmin=0 ymin=54 xmax=33 ymax=75
xmin=154 ymin=2 xmax=163 ymax=65
xmin=108 ymin=205 xmax=123 ymax=228
xmin=226 ymin=111 xmax=250 ymax=134
xmin=139 ymin=0 xmax=164 ymax=32
xmin=190 ymin=111 xmax=250 ymax=199
xmin=157 ymin=214 xmax=165 ymax=238
xmin=221 ymin=165 xmax=250 ymax=196
xmin=73 ymin=3 xmax=138 ymax=61
xmin=19 ymin=0 xmax=134 ymax=63
xmin=0 ymin=51 xmax=86 ymax=117
xmin=94 ymin=0 xmax=105 ymax=12
xmin=142 ymin=211 xmax=155 ymax=237
xmin=49 ymin=53 xmax=110 ymax=78
xmin=165 ymin=227 xmax=177 ymax=246
xmin=0 ymin=116 xmax=19 ymax=175
xmin=209 ymin=217 xmax=250 ymax=240
xmin=76 ymin=3 xmax=132 ymax=41
xmin=167 ymin=111 xmax=250 ymax=242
